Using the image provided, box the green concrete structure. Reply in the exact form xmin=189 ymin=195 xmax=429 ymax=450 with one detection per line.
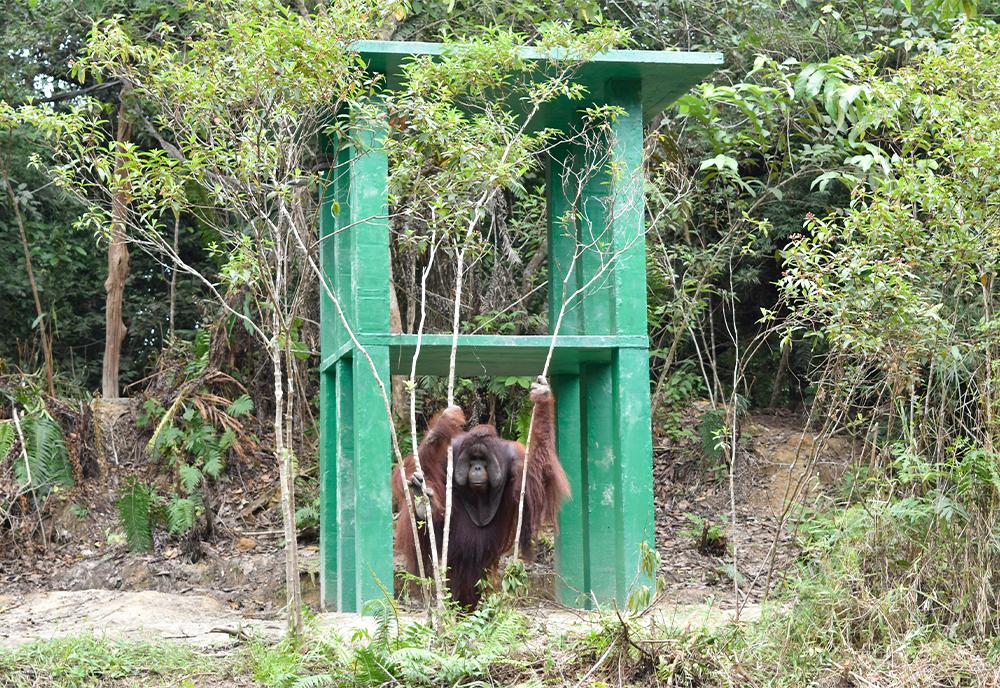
xmin=319 ymin=41 xmax=722 ymax=612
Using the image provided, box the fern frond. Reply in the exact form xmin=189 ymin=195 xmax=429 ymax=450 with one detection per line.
xmin=294 ymin=503 xmax=319 ymax=529
xmin=202 ymin=448 xmax=224 ymax=479
xmin=179 ymin=463 xmax=203 ymax=493
xmin=183 ymin=421 xmax=214 ymax=454
xmin=292 ymin=674 xmax=335 ymax=688
xmin=117 ymin=480 xmax=154 ymax=552
xmin=362 ymin=597 xmax=397 ymax=646
xmin=219 ymin=427 xmax=236 ymax=451
xmin=226 ymin=393 xmax=254 ymax=417
xmin=0 ymin=421 xmax=15 ymax=461
xmin=166 ymin=496 xmax=197 ymax=534
xmin=152 ymin=424 xmax=183 ymax=457
xmin=185 ymin=328 xmax=211 ymax=375
xmin=11 ymin=413 xmax=72 ymax=498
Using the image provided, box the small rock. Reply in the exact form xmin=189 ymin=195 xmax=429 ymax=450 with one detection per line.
xmin=235 ymin=537 xmax=257 ymax=552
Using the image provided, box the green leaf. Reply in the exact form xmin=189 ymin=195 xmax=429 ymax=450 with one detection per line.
xmin=220 ymin=427 xmax=236 ymax=451
xmin=166 ymin=497 xmax=197 ymax=535
xmin=202 ymin=449 xmax=224 ymax=479
xmin=0 ymin=421 xmax=14 ymax=461
xmin=699 ymin=154 xmax=739 ymax=173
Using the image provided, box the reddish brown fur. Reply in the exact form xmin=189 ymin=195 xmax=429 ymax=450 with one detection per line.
xmin=391 ymin=386 xmax=569 ymax=609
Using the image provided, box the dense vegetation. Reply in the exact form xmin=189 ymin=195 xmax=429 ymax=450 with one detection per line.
xmin=3 ymin=0 xmax=1000 ymax=684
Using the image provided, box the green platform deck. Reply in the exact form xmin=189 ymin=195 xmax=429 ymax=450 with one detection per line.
xmin=319 ymin=40 xmax=721 ymax=612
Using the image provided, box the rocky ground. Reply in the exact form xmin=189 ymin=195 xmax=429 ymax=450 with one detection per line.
xmin=0 ymin=587 xmax=763 ymax=650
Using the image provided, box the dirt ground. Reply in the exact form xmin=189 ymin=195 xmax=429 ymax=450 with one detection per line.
xmin=652 ymin=406 xmax=855 ymax=608
xmin=0 ymin=406 xmax=855 ymax=649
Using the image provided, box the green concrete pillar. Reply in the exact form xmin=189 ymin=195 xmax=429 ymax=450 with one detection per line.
xmin=335 ymin=358 xmax=357 ymax=610
xmin=553 ymin=373 xmax=586 ymax=604
xmin=318 ymin=139 xmax=344 ymax=610
xmin=607 ymin=78 xmax=655 ymax=598
xmin=318 ymin=116 xmax=394 ymax=612
xmin=549 ymin=78 xmax=654 ymax=607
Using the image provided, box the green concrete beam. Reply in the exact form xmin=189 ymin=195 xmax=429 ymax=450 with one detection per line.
xmin=318 ymin=335 xmax=649 ymax=376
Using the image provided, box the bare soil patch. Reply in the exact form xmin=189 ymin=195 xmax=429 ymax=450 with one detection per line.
xmin=653 ymin=407 xmax=856 ymax=608
xmin=0 ymin=588 xmax=761 ymax=651
xmin=0 ymin=589 xmax=282 ymax=649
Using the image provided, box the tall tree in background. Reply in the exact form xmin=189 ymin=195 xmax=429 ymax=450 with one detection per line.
xmin=0 ymin=131 xmax=56 ymax=396
xmin=1 ymin=0 xmax=204 ymax=391
xmin=102 ymin=96 xmax=131 ymax=399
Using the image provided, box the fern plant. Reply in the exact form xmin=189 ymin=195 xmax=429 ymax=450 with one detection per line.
xmin=166 ymin=495 xmax=198 ymax=534
xmin=249 ymin=592 xmax=532 ymax=687
xmin=347 ymin=595 xmax=529 ymax=687
xmin=124 ymin=389 xmax=253 ymax=546
xmin=295 ymin=496 xmax=320 ymax=531
xmin=0 ymin=411 xmax=72 ymax=503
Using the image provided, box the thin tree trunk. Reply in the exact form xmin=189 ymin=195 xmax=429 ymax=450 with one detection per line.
xmin=979 ymin=269 xmax=996 ymax=454
xmin=768 ymin=340 xmax=791 ymax=409
xmin=406 ymin=248 xmax=417 ymax=333
xmin=102 ymin=97 xmax=132 ymax=399
xmin=649 ymin=327 xmax=684 ymax=414
xmin=441 ymin=240 xmax=468 ymax=580
xmin=273 ymin=236 xmax=304 ymax=635
xmin=2 ymin=154 xmax=55 ymax=396
xmin=168 ymin=211 xmax=180 ymax=340
xmin=409 ymin=232 xmax=442 ymax=610
xmin=274 ymin=340 xmax=303 ymax=635
xmin=389 ymin=277 xmax=407 ymax=414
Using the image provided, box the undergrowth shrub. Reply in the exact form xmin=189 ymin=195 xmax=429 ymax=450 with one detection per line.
xmin=653 ymin=364 xmax=706 ymax=441
xmin=780 ymin=27 xmax=1000 ymax=645
xmin=0 ymin=398 xmax=73 ymax=547
xmin=0 ymin=635 xmax=217 ymax=688
xmin=245 ymin=595 xmax=531 ymax=687
xmin=792 ymin=439 xmax=1000 ymax=642
xmin=114 ymin=345 xmax=255 ymax=551
xmin=350 ymin=596 xmax=528 ymax=686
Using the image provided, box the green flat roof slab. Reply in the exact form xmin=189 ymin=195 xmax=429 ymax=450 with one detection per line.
xmin=352 ymin=40 xmax=722 ymax=125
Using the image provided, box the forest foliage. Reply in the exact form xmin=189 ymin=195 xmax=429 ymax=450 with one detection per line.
xmin=3 ymin=0 xmax=1000 ymax=681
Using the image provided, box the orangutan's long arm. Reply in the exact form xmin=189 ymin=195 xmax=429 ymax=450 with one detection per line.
xmin=526 ymin=377 xmax=570 ymax=525
xmin=417 ymin=404 xmax=466 ymax=470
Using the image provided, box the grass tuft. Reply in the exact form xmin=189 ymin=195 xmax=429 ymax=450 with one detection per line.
xmin=0 ymin=634 xmax=225 ymax=687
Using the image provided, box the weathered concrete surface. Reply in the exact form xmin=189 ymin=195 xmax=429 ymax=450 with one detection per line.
xmin=0 ymin=589 xmax=761 ymax=650
xmin=0 ymin=590 xmax=282 ymax=648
